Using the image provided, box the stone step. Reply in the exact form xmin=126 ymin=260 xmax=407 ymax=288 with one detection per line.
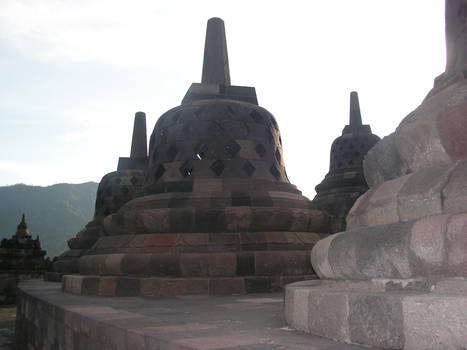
xmin=78 ymin=250 xmax=315 ymax=278
xmin=63 ymin=274 xmax=318 ymax=296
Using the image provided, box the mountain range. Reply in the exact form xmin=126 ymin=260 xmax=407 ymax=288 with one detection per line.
xmin=0 ymin=182 xmax=98 ymax=258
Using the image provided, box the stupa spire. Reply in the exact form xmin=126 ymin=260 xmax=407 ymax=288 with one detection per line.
xmin=130 ymin=111 xmax=147 ymax=158
xmin=201 ymin=17 xmax=231 ymax=85
xmin=349 ymin=91 xmax=362 ymax=126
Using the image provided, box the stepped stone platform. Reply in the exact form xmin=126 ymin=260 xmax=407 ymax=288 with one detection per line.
xmin=286 ymin=278 xmax=467 ymax=349
xmin=16 ymin=279 xmax=378 ymax=350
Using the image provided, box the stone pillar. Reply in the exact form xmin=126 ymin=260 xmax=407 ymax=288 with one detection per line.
xmin=130 ymin=111 xmax=147 ymax=158
xmin=201 ymin=17 xmax=231 ymax=85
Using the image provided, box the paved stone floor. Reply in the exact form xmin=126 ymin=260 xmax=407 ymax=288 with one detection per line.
xmin=18 ymin=280 xmax=380 ymax=349
xmin=0 ymin=305 xmax=15 ymax=350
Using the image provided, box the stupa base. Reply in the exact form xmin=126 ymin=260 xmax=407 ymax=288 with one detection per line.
xmin=284 ymin=278 xmax=467 ymax=349
xmin=63 ymin=274 xmax=317 ymax=296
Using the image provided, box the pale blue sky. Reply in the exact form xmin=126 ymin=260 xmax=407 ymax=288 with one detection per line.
xmin=0 ymin=0 xmax=445 ymax=198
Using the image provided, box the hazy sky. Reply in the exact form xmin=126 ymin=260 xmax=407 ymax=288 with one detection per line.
xmin=0 ymin=0 xmax=445 ymax=199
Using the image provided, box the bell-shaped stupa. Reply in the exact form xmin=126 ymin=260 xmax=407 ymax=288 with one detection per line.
xmin=62 ymin=18 xmax=331 ymax=296
xmin=313 ymin=92 xmax=380 ymax=232
xmin=50 ymin=112 xmax=148 ymax=277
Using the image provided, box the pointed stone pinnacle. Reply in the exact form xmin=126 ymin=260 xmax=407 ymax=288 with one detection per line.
xmin=349 ymin=91 xmax=363 ymax=126
xmin=201 ymin=17 xmax=231 ymax=85
xmin=130 ymin=112 xmax=147 ymax=158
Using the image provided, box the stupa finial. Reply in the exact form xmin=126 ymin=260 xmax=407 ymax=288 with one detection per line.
xmin=349 ymin=91 xmax=363 ymax=126
xmin=201 ymin=17 xmax=231 ymax=85
xmin=130 ymin=112 xmax=147 ymax=158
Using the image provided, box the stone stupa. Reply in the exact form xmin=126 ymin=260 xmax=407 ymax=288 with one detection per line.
xmin=285 ymin=1 xmax=467 ymax=349
xmin=50 ymin=112 xmax=148 ymax=278
xmin=0 ymin=215 xmax=47 ymax=303
xmin=61 ymin=17 xmax=331 ymax=297
xmin=312 ymin=92 xmax=380 ymax=232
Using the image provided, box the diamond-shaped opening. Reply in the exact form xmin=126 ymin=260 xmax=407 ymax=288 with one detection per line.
xmin=250 ymin=109 xmax=263 ymax=122
xmin=167 ymin=144 xmax=179 ymax=161
xmin=179 ymin=160 xmax=194 ymax=178
xmin=154 ymin=164 xmax=165 ymax=181
xmin=224 ymin=140 xmax=240 ymax=158
xmin=270 ymin=164 xmax=280 ymax=180
xmin=242 ymin=160 xmax=255 ymax=177
xmin=275 ymin=148 xmax=281 ymax=163
xmin=255 ymin=143 xmax=266 ymax=158
xmin=196 ymin=144 xmax=209 ymax=160
xmin=211 ymin=160 xmax=225 ymax=176
xmin=130 ymin=176 xmax=138 ymax=185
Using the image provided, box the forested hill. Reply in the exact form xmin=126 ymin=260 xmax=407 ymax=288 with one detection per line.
xmin=0 ymin=182 xmax=98 ymax=258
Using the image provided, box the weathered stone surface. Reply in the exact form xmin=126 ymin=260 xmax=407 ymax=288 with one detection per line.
xmin=363 ymin=134 xmax=408 ymax=188
xmin=348 ymin=294 xmax=403 ymax=349
xmin=446 ymin=213 xmax=467 ymax=271
xmin=308 ymin=290 xmax=349 ymax=342
xmin=443 ymin=160 xmax=467 ymax=214
xmin=410 ymin=215 xmax=448 ymax=271
xmin=403 ymin=295 xmax=467 ymax=349
xmin=328 ymin=222 xmax=413 ymax=280
xmin=398 ymin=165 xmax=450 ymax=221
xmin=310 ymin=233 xmax=340 ymax=279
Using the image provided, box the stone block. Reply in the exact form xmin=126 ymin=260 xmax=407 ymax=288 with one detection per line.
xmin=446 ymin=213 xmax=467 ymax=270
xmin=310 ymin=234 xmax=341 ymax=279
xmin=365 ymin=175 xmax=410 ymax=226
xmin=285 ymin=286 xmax=310 ymax=333
xmin=255 ymin=251 xmax=311 ymax=276
xmin=225 ymin=207 xmax=252 ymax=231
xmin=363 ymin=134 xmax=408 ymax=188
xmin=169 ymin=208 xmax=195 ymax=232
xmin=328 ymin=222 xmax=413 ymax=279
xmin=245 ymin=276 xmax=271 ymax=293
xmin=148 ymin=253 xmax=182 ymax=277
xmin=348 ymin=294 xmax=403 ymax=349
xmin=121 ymin=254 xmax=151 ymax=275
xmin=209 ymin=277 xmax=245 ymax=295
xmin=138 ymin=208 xmax=171 ymax=233
xmin=443 ymin=160 xmax=467 ymax=214
xmin=103 ymin=254 xmax=124 ymax=275
xmin=403 ymin=295 xmax=467 ymax=349
xmin=98 ymin=277 xmax=118 ymax=296
xmin=398 ymin=165 xmax=449 ymax=221
xmin=81 ymin=277 xmax=100 ymax=295
xmin=195 ymin=208 xmax=227 ymax=232
xmin=236 ymin=252 xmax=255 ymax=276
xmin=410 ymin=215 xmax=448 ymax=273
xmin=115 ymin=277 xmax=140 ymax=297
xmin=140 ymin=277 xmax=209 ymax=296
xmin=179 ymin=253 xmax=209 ymax=277
xmin=307 ymin=290 xmax=349 ymax=342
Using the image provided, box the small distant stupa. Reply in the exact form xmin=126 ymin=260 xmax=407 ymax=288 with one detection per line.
xmin=0 ymin=214 xmax=47 ymax=303
xmin=312 ymin=92 xmax=380 ymax=232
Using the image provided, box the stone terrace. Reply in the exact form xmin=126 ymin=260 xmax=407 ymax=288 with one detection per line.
xmin=16 ymin=280 xmax=379 ymax=350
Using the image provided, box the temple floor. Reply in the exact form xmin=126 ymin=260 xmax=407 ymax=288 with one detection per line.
xmin=15 ymin=279 xmax=379 ymax=350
